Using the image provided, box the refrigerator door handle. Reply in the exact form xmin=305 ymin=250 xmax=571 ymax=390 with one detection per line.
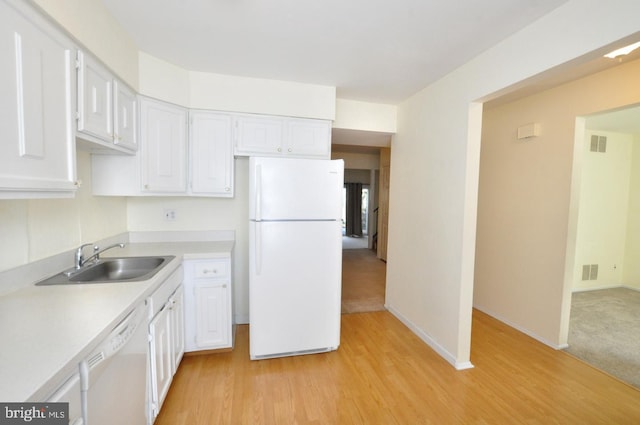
xmin=255 ymin=222 xmax=262 ymax=276
xmin=255 ymin=164 xmax=262 ymax=222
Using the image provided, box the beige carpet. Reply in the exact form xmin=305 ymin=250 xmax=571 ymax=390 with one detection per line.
xmin=564 ymin=287 xmax=640 ymax=388
xmin=341 ymin=249 xmax=386 ymax=314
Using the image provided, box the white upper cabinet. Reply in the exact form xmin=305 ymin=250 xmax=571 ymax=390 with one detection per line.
xmin=93 ymin=98 xmax=236 ymax=198
xmin=113 ymin=80 xmax=138 ymax=151
xmin=286 ymin=117 xmax=332 ymax=158
xmin=77 ymin=51 xmax=137 ymax=154
xmin=76 ymin=51 xmax=112 ymax=142
xmin=190 ymin=111 xmax=234 ymax=197
xmin=0 ymin=0 xmax=77 ymax=198
xmin=234 ymin=114 xmax=331 ymax=159
xmin=140 ymin=97 xmax=188 ymax=193
xmin=234 ymin=114 xmax=284 ymax=156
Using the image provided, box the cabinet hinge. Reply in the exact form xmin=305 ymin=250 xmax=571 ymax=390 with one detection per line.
xmin=75 ymin=59 xmax=81 ymax=69
xmin=75 ymin=111 xmax=81 ymax=121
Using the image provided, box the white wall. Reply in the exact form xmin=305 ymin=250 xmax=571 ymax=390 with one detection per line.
xmin=33 ymin=0 xmax=138 ymax=88
xmin=623 ymin=133 xmax=640 ymax=290
xmin=388 ymin=0 xmax=640 ymax=368
xmin=138 ymin=52 xmax=336 ymax=120
xmin=0 ymin=151 xmax=128 ymax=274
xmin=332 ymin=151 xmax=380 ymax=170
xmin=574 ymin=130 xmax=633 ymax=291
xmin=189 ymin=72 xmax=335 ymax=120
xmin=138 ymin=52 xmax=191 ymax=107
xmin=334 ymin=99 xmax=397 ymax=133
xmin=475 ymin=58 xmax=640 ymax=351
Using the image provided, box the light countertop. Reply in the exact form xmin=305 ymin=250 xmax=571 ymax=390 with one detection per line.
xmin=0 ymin=240 xmax=233 ymax=402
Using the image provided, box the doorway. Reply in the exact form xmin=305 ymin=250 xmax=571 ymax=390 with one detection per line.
xmin=474 ymin=53 xmax=640 ymax=356
xmin=332 ymin=146 xmax=390 ymax=314
xmin=563 ymin=105 xmax=640 ymax=388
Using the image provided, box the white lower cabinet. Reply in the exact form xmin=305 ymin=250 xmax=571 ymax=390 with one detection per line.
xmin=184 ymin=257 xmax=234 ymax=352
xmin=149 ymin=302 xmax=172 ymax=417
xmin=148 ymin=275 xmax=184 ymax=424
xmin=170 ymin=285 xmax=185 ymax=369
xmin=194 ymin=283 xmax=230 ymax=348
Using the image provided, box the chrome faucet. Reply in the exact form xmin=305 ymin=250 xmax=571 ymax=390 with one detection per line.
xmin=74 ymin=242 xmax=125 ymax=269
xmin=74 ymin=243 xmax=97 ymax=269
xmin=80 ymin=243 xmax=126 ymax=267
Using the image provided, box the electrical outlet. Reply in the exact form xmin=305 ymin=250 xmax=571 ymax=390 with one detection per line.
xmin=164 ymin=209 xmax=176 ymax=221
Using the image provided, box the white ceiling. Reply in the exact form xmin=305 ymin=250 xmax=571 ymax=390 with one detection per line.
xmin=101 ymin=0 xmax=568 ymax=104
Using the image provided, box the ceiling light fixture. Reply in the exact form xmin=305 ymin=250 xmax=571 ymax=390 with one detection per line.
xmin=604 ymin=41 xmax=640 ymax=59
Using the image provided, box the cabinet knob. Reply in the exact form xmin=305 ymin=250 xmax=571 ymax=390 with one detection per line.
xmin=144 ymin=184 xmax=149 ymax=189
xmin=222 ymin=284 xmax=227 ymax=288
xmin=288 ymin=148 xmax=292 ymax=152
xmin=277 ymin=147 xmax=282 ymax=152
xmin=225 ymin=187 xmax=230 ymax=192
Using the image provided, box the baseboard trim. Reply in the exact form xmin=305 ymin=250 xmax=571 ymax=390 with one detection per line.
xmin=385 ymin=304 xmax=474 ymax=370
xmin=473 ymin=305 xmax=566 ymax=350
xmin=572 ymin=284 xmax=640 ymax=293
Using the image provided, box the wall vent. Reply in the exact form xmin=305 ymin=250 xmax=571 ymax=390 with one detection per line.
xmin=582 ymin=264 xmax=599 ymax=280
xmin=590 ymin=135 xmax=607 ymax=153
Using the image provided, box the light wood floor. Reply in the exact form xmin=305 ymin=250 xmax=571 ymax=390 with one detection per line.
xmin=341 ymin=249 xmax=386 ymax=314
xmin=156 ymin=310 xmax=640 ymax=424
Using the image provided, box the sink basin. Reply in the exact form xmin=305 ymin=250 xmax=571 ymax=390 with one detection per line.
xmin=35 ymin=256 xmax=175 ymax=285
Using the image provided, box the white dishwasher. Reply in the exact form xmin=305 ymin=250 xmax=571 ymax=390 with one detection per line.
xmin=80 ymin=301 xmax=148 ymax=425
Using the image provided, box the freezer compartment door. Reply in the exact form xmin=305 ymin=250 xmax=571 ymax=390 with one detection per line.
xmin=250 ymin=157 xmax=344 ymax=221
xmin=249 ymin=220 xmax=342 ymax=359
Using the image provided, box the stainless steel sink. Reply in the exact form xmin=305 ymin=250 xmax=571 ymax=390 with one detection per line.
xmin=35 ymin=256 xmax=175 ymax=285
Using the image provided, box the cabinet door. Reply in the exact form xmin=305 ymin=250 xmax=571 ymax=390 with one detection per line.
xmin=190 ymin=111 xmax=234 ymax=197
xmin=140 ymin=97 xmax=188 ymax=193
xmin=234 ymin=115 xmax=283 ymax=156
xmin=286 ymin=118 xmax=331 ymax=158
xmin=0 ymin=1 xmax=76 ymax=196
xmin=77 ymin=51 xmax=113 ymax=142
xmin=113 ymin=80 xmax=138 ymax=152
xmin=149 ymin=304 xmax=173 ymax=417
xmin=170 ymin=285 xmax=184 ymax=371
xmin=195 ymin=282 xmax=230 ymax=349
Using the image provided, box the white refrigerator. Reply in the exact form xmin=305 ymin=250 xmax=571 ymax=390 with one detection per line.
xmin=249 ymin=156 xmax=344 ymax=360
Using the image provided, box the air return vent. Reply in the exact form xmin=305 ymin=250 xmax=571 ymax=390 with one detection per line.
xmin=582 ymin=264 xmax=599 ymax=280
xmin=590 ymin=135 xmax=607 ymax=153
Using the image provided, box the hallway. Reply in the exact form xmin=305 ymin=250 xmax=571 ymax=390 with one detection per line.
xmin=341 ymin=248 xmax=386 ymax=314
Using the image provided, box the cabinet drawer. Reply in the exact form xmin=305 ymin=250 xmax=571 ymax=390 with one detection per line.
xmin=193 ymin=260 xmax=229 ymax=279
